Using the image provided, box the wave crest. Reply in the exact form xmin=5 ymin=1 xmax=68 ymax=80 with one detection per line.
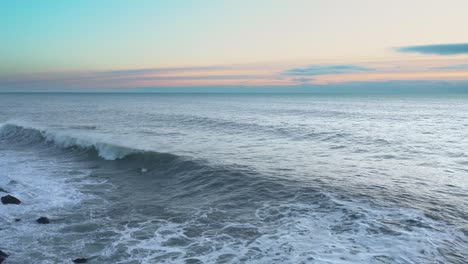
xmin=0 ymin=122 xmax=154 ymax=161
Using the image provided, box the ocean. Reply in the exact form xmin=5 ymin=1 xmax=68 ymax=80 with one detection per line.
xmin=0 ymin=93 xmax=467 ymax=263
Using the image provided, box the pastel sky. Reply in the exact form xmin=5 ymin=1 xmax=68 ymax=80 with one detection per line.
xmin=1 ymin=0 xmax=468 ymax=90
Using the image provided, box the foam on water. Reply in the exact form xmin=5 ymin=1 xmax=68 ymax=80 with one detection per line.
xmin=1 ymin=120 xmax=467 ymax=263
xmin=0 ymin=122 xmax=98 ymax=262
xmin=1 ymin=94 xmax=467 ymax=263
xmin=0 ymin=151 xmax=84 ymax=222
xmin=95 ymin=197 xmax=466 ymax=264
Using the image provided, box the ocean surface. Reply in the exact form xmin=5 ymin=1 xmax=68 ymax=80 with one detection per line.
xmin=0 ymin=93 xmax=467 ymax=264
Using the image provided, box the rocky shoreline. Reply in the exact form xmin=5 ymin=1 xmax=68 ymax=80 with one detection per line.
xmin=0 ymin=187 xmax=88 ymax=264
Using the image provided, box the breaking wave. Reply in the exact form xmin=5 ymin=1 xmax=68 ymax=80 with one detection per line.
xmin=1 ymin=121 xmax=467 ymax=263
xmin=0 ymin=122 xmax=176 ymax=161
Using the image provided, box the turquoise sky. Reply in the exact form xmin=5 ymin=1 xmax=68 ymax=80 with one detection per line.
xmin=1 ymin=0 xmax=468 ymax=90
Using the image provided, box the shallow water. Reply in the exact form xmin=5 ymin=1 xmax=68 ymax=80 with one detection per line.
xmin=0 ymin=93 xmax=467 ymax=263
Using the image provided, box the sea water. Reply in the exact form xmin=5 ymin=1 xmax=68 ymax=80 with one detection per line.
xmin=0 ymin=93 xmax=467 ymax=263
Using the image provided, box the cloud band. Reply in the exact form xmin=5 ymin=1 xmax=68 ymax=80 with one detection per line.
xmin=397 ymin=43 xmax=468 ymax=55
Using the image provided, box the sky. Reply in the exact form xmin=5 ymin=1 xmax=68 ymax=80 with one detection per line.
xmin=1 ymin=0 xmax=468 ymax=91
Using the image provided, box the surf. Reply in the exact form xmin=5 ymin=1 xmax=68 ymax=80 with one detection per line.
xmin=0 ymin=122 xmax=177 ymax=162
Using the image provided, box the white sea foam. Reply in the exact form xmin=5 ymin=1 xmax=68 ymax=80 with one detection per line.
xmin=1 ymin=94 xmax=467 ymax=263
xmin=0 ymin=133 xmax=93 ymax=261
xmin=0 ymin=152 xmax=82 ymax=219
xmin=97 ymin=198 xmax=465 ymax=264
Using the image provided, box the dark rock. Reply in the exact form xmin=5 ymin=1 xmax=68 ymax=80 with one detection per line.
xmin=0 ymin=188 xmax=7 ymax=193
xmin=1 ymin=195 xmax=21 ymax=205
xmin=36 ymin=217 xmax=50 ymax=224
xmin=73 ymin=258 xmax=88 ymax=263
xmin=0 ymin=250 xmax=8 ymax=263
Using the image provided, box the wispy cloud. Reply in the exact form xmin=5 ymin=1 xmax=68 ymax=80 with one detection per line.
xmin=283 ymin=64 xmax=373 ymax=76
xmin=291 ymin=77 xmax=314 ymax=83
xmin=3 ymin=60 xmax=468 ymax=91
xmin=0 ymin=65 xmax=285 ymax=90
xmin=397 ymin=43 xmax=468 ymax=55
xmin=96 ymin=66 xmax=227 ymax=76
xmin=431 ymin=64 xmax=468 ymax=70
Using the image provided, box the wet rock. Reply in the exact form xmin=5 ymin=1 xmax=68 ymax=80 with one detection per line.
xmin=0 ymin=188 xmax=7 ymax=193
xmin=0 ymin=250 xmax=8 ymax=263
xmin=73 ymin=258 xmax=88 ymax=263
xmin=1 ymin=195 xmax=21 ymax=205
xmin=36 ymin=217 xmax=50 ymax=224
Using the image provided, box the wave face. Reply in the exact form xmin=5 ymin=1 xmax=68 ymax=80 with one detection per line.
xmin=0 ymin=122 xmax=146 ymax=160
xmin=0 ymin=122 xmax=203 ymax=180
xmin=0 ymin=94 xmax=467 ymax=263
